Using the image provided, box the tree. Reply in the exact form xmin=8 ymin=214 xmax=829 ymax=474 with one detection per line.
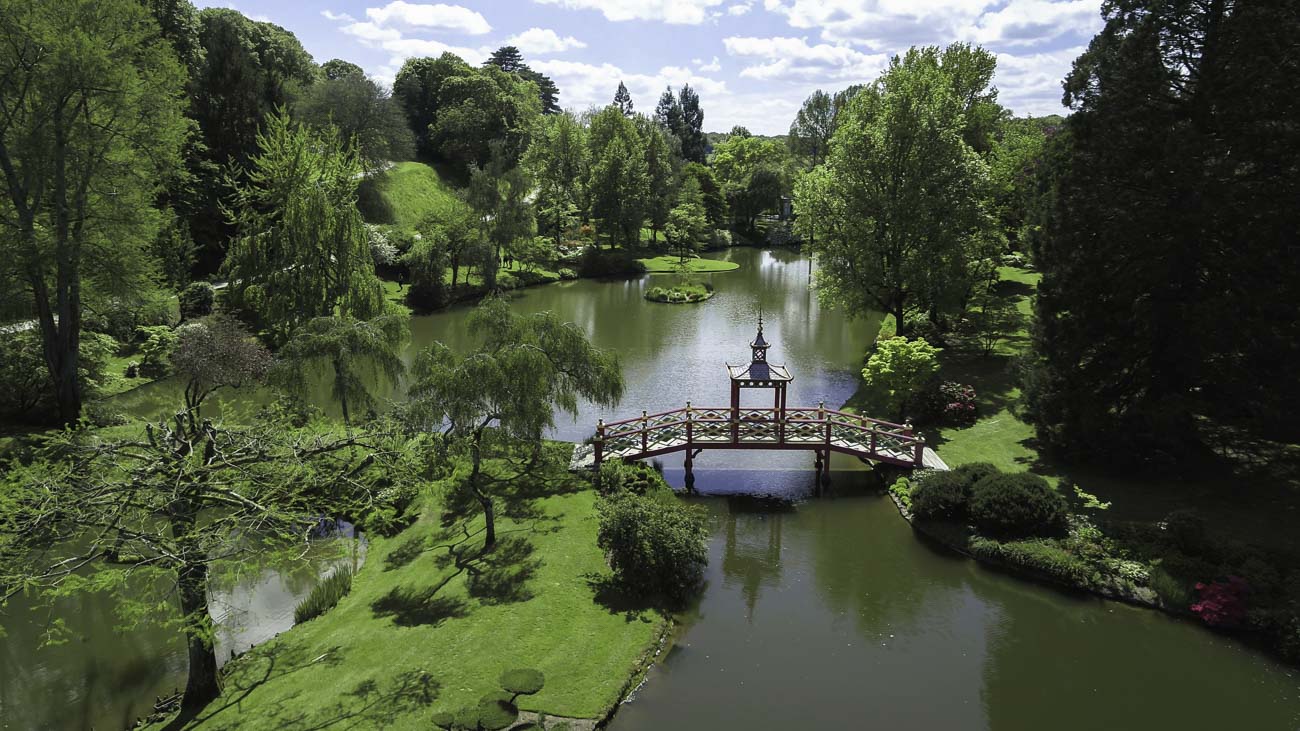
xmin=788 ymin=90 xmax=835 ymax=169
xmin=0 ymin=410 xmax=386 ymax=712
xmin=407 ymin=298 xmax=623 ymax=548
xmin=297 ymin=66 xmax=415 ymax=171
xmin=275 ymin=314 xmax=407 ymax=426
xmin=322 ymin=58 xmax=364 ymax=80
xmin=794 ymin=47 xmax=999 ymax=336
xmin=484 ymin=45 xmax=559 ymax=114
xmin=665 ymin=178 xmax=709 ymax=264
xmin=1026 ymin=0 xmax=1300 ymax=457
xmin=614 ymin=81 xmax=634 ymax=116
xmin=637 ymin=116 xmax=676 ymax=242
xmin=655 ymin=86 xmax=684 ymax=141
xmin=711 ymin=134 xmax=788 ymax=232
xmin=467 ymin=145 xmax=534 ymax=289
xmin=677 ymin=84 xmax=707 ymax=163
xmin=523 ymin=111 xmax=588 ymax=244
xmin=223 ymin=111 xmax=384 ymax=342
xmin=682 ymin=163 xmax=728 ymax=230
xmin=393 ymin=53 xmax=472 ymax=158
xmin=597 ymin=489 xmax=709 ymax=607
xmin=862 ymin=336 xmax=941 ymax=421
xmin=587 ymin=107 xmax=649 ymax=248
xmin=433 ymin=64 xmax=541 ymax=172
xmin=187 ymin=8 xmax=317 ymax=264
xmin=0 ymin=0 xmax=190 ymax=425
xmin=968 ymin=284 xmax=1020 ymax=357
xmin=938 ymin=43 xmax=1005 ymax=155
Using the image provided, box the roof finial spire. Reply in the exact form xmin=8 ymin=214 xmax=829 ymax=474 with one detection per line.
xmin=758 ymin=306 xmax=764 ymax=333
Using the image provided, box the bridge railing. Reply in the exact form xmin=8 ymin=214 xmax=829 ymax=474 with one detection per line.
xmin=594 ymin=404 xmax=924 ymax=466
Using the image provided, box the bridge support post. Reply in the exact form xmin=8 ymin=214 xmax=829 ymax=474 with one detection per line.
xmin=684 ymin=452 xmax=695 ymax=492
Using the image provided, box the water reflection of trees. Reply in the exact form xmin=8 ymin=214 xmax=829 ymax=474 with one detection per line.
xmin=719 ymin=496 xmax=793 ymax=621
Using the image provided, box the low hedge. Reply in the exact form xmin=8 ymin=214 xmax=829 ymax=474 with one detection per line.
xmin=909 ymin=462 xmax=1001 ymax=521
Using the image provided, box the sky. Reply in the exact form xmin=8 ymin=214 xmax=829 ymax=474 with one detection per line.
xmin=199 ymin=0 xmax=1105 ymax=135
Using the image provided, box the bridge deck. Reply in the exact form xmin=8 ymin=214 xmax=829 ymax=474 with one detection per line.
xmin=595 ymin=406 xmax=926 ymax=468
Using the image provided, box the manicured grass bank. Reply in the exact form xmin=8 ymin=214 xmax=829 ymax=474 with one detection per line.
xmin=637 ymin=256 xmax=739 ymax=273
xmin=359 ymin=161 xmax=460 ymax=232
xmin=155 ymin=460 xmax=664 ymax=729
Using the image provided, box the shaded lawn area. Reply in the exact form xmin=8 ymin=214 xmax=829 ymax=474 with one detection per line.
xmin=157 ymin=457 xmax=663 ymax=730
xmin=921 ymin=267 xmax=1300 ymax=556
xmin=637 ymin=255 xmax=739 ymax=273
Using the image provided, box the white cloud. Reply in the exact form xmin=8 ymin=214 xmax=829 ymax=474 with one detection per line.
xmin=531 ymin=0 xmax=727 ymax=25
xmin=724 ymin=36 xmax=888 ymax=82
xmin=763 ymin=0 xmax=997 ymax=48
xmin=962 ymin=0 xmax=1100 ymax=47
xmin=727 ymin=2 xmax=754 ymax=16
xmin=321 ymin=9 xmax=355 ymax=22
xmin=993 ymin=47 xmax=1081 ymax=115
xmin=532 ymin=59 xmax=727 ymax=116
xmin=364 ymin=2 xmax=491 ymax=35
xmin=505 ymin=27 xmax=588 ymax=55
xmin=698 ymin=56 xmax=722 ymax=72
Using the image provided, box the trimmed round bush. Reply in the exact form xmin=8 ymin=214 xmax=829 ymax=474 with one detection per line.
xmin=475 ymin=696 xmax=519 ymax=731
xmin=969 ymin=472 xmax=1068 ymax=540
xmin=910 ymin=470 xmax=970 ymax=520
xmin=499 ymin=668 xmax=544 ymax=696
xmin=431 ymin=711 xmax=456 ymax=729
xmin=179 ymin=282 xmax=215 ymax=320
xmin=597 ymin=491 xmax=709 ymax=607
xmin=952 ymin=462 xmax=1000 ymax=487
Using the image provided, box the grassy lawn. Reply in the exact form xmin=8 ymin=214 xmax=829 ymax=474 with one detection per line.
xmin=637 ymin=256 xmax=739 ymax=273
xmin=359 ymin=162 xmax=460 ymax=232
xmin=157 ymin=456 xmax=663 ymax=730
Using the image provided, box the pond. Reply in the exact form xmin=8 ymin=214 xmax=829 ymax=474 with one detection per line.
xmin=8 ymin=247 xmax=1299 ymax=728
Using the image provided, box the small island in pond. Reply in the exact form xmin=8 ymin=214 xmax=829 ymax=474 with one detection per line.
xmin=646 ymin=282 xmax=715 ymax=303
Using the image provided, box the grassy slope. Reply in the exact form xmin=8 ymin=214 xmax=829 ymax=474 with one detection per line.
xmin=637 ymin=256 xmax=739 ymax=273
xmin=163 ymin=469 xmax=662 ymax=730
xmin=360 ymin=162 xmax=460 ymax=232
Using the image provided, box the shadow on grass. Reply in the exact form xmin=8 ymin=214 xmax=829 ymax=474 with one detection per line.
xmin=371 ymin=586 xmax=470 ymax=627
xmin=199 ymin=669 xmax=440 ymax=731
xmin=464 ymin=535 xmax=540 ymax=605
xmin=992 ymin=278 xmax=1036 ymax=299
xmin=163 ymin=638 xmax=346 ymax=730
xmin=585 ymin=573 xmax=660 ymax=621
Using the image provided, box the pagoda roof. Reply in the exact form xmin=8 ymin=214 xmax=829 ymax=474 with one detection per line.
xmin=728 ymin=361 xmax=792 ymax=382
xmin=751 ymin=330 xmax=769 ymax=348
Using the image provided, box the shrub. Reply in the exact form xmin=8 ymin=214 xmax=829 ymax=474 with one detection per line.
xmin=910 ymin=470 xmax=971 ymax=521
xmin=294 ymin=566 xmax=354 ymax=624
xmin=1191 ymin=576 xmax=1250 ymax=627
xmin=598 ymin=460 xmax=668 ymax=496
xmin=1148 ymin=565 xmax=1194 ymax=608
xmin=578 ymin=246 xmax=646 ymax=277
xmin=888 ymin=476 xmax=913 ymax=510
xmin=558 ymin=267 xmax=578 ymax=280
xmin=915 ymin=381 xmax=978 ymax=427
xmin=135 ymin=325 xmax=178 ymax=379
xmin=970 ymin=536 xmax=1093 ymax=585
xmin=862 ymin=336 xmax=941 ymax=421
xmin=968 ymin=472 xmax=1068 ymax=540
xmin=179 ymin=282 xmax=215 ymax=320
xmin=84 ymin=292 xmax=176 ymax=341
xmin=597 ymin=490 xmax=708 ymax=606
xmin=496 ymin=271 xmax=519 ymax=290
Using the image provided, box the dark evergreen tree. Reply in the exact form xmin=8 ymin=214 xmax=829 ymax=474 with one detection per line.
xmin=655 ymin=86 xmax=684 ymax=142
xmin=484 ymin=45 xmax=560 ymax=114
xmin=678 ymin=84 xmax=707 ymax=163
xmin=614 ymin=81 xmax=634 ymax=116
xmin=1025 ymin=0 xmax=1300 ymax=460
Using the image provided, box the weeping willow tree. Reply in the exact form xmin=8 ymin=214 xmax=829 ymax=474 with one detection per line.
xmin=275 ymin=314 xmax=407 ymax=425
xmin=223 ymin=111 xmax=383 ymax=342
xmin=407 ymin=298 xmax=623 ymax=548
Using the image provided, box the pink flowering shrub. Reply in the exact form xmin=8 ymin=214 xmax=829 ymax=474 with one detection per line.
xmin=915 ymin=381 xmax=979 ymax=427
xmin=1190 ymin=576 xmax=1250 ymax=627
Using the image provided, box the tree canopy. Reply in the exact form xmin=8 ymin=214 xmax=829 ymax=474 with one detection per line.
xmin=794 ymin=46 xmax=999 ymax=334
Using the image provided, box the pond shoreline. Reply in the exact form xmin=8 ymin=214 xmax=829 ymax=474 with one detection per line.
xmin=880 ymin=487 xmax=1299 ymax=668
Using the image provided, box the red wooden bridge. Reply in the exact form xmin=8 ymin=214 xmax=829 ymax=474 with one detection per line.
xmin=589 ymin=318 xmax=939 ymax=487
